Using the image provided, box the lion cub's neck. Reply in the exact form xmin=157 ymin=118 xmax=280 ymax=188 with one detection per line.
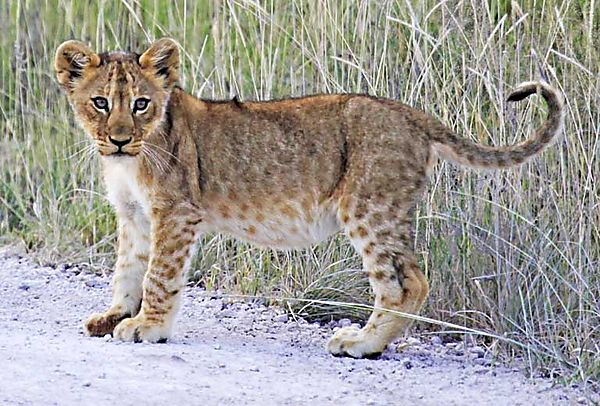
xmin=101 ymin=156 xmax=152 ymax=220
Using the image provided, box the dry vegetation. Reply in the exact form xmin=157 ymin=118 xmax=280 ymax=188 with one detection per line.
xmin=0 ymin=0 xmax=598 ymax=384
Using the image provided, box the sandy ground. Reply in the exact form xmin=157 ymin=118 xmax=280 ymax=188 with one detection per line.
xmin=0 ymin=250 xmax=594 ymax=405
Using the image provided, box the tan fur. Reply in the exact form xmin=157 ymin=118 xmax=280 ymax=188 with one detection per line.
xmin=55 ymin=38 xmax=564 ymax=358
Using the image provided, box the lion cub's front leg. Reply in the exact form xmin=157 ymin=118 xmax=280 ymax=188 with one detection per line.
xmin=113 ymin=207 xmax=200 ymax=343
xmin=85 ymin=211 xmax=150 ymax=336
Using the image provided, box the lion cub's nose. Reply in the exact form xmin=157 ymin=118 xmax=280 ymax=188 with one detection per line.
xmin=109 ymin=136 xmax=132 ymax=148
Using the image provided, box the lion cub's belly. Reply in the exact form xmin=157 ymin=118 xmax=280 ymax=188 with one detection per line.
xmin=205 ymin=196 xmax=341 ymax=249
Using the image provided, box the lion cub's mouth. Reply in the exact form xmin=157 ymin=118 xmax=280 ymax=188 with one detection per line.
xmin=98 ymin=148 xmax=139 ymax=158
xmin=112 ymin=151 xmax=137 ymax=157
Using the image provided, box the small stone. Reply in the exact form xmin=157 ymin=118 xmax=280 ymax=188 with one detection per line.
xmin=463 ymin=334 xmax=476 ymax=346
xmin=396 ymin=342 xmax=410 ymax=352
xmin=406 ymin=337 xmax=420 ymax=346
xmin=218 ymin=309 xmax=235 ymax=318
xmin=103 ymin=334 xmax=112 ymax=341
xmin=218 ymin=363 xmax=226 ymax=368
xmin=82 ymin=382 xmax=91 ymax=387
xmin=338 ymin=319 xmax=352 ymax=328
xmin=249 ymin=366 xmax=260 ymax=372
xmin=470 ymin=346 xmax=485 ymax=358
xmin=402 ymin=359 xmax=413 ymax=370
xmin=170 ymin=355 xmax=186 ymax=363
xmin=473 ymin=358 xmax=491 ymax=366
xmin=18 ymin=283 xmax=30 ymax=291
xmin=576 ymin=397 xmax=587 ymax=404
xmin=274 ymin=314 xmax=289 ymax=323
xmin=213 ymin=344 xmax=222 ymax=350
xmin=430 ymin=336 xmax=442 ymax=345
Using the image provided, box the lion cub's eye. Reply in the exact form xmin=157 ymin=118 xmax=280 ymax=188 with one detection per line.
xmin=133 ymin=97 xmax=151 ymax=114
xmin=91 ymin=96 xmax=109 ymax=112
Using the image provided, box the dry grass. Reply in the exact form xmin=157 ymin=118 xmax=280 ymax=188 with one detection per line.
xmin=0 ymin=0 xmax=598 ymax=384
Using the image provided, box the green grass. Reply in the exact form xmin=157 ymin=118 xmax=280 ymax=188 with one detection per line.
xmin=1 ymin=0 xmax=598 ymax=385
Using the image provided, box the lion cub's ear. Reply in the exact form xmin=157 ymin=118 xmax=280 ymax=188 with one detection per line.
xmin=139 ymin=38 xmax=180 ymax=88
xmin=54 ymin=40 xmax=101 ymax=93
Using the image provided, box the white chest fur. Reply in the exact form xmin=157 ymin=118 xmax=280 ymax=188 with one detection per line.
xmin=102 ymin=157 xmax=151 ymax=218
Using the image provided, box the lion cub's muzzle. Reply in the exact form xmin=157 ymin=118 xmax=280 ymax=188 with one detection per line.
xmin=109 ymin=136 xmax=132 ymax=151
xmin=99 ymin=136 xmax=140 ymax=157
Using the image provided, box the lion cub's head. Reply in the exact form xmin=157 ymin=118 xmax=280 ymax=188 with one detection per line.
xmin=55 ymin=38 xmax=179 ymax=157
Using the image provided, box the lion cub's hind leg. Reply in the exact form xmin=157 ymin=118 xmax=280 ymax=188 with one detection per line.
xmin=327 ymin=197 xmax=429 ymax=358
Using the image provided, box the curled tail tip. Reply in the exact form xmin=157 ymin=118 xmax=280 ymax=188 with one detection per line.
xmin=507 ymin=81 xmax=543 ymax=102
xmin=506 ymin=81 xmax=562 ymax=104
xmin=507 ymin=89 xmax=533 ymax=102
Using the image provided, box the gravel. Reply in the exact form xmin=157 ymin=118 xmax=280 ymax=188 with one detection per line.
xmin=0 ymin=249 xmax=594 ymax=405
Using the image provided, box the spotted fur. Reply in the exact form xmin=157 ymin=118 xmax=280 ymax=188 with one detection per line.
xmin=55 ymin=38 xmax=564 ymax=358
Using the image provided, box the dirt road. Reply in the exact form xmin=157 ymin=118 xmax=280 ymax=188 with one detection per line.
xmin=0 ymin=251 xmax=590 ymax=405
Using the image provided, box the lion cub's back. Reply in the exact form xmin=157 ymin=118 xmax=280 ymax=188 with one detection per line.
xmin=197 ymin=94 xmax=351 ymax=196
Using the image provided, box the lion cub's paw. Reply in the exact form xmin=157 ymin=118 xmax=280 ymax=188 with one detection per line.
xmin=327 ymin=326 xmax=386 ymax=359
xmin=84 ymin=311 xmax=130 ymax=337
xmin=113 ymin=315 xmax=170 ymax=343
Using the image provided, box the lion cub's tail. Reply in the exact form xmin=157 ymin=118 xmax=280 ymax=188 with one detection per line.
xmin=430 ymin=82 xmax=564 ymax=169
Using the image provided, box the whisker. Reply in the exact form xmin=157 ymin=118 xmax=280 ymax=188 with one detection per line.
xmin=143 ymin=140 xmax=181 ymax=163
xmin=67 ymin=144 xmax=96 ymax=165
xmin=65 ymin=142 xmax=96 ymax=160
xmin=71 ymin=139 xmax=91 ymax=147
xmin=143 ymin=142 xmax=172 ymax=172
xmin=141 ymin=144 xmax=166 ymax=174
xmin=75 ymin=144 xmax=97 ymax=168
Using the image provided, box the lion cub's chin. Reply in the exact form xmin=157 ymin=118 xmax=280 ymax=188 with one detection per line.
xmin=101 ymin=152 xmax=139 ymax=160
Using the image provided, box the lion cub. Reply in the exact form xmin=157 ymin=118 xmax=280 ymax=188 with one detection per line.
xmin=55 ymin=38 xmax=563 ymax=358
